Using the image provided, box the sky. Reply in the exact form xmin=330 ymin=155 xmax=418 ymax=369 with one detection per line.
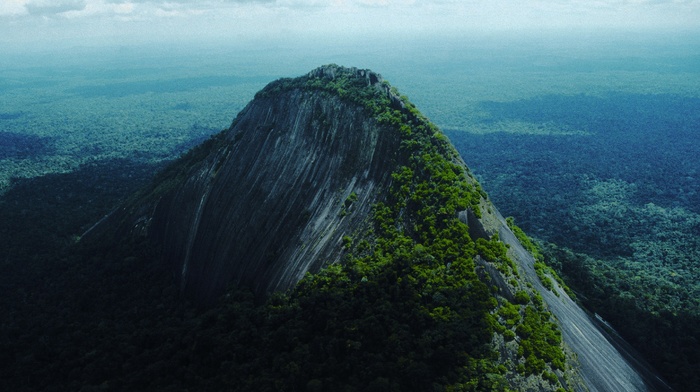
xmin=1 ymin=0 xmax=699 ymax=51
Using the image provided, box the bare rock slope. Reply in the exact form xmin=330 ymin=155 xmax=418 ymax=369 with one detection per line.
xmin=474 ymin=202 xmax=671 ymax=391
xmin=106 ymin=66 xmax=402 ymax=301
xmin=160 ymin=76 xmax=396 ymax=299
xmin=97 ymin=65 xmax=667 ymax=391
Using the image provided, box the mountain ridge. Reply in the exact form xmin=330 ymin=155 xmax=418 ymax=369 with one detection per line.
xmin=83 ymin=64 xmax=664 ymax=391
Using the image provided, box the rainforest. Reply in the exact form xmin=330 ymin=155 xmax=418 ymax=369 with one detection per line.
xmin=1 ymin=34 xmax=698 ymax=391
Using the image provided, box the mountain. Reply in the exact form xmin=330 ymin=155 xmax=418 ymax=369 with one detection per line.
xmin=80 ymin=65 xmax=667 ymax=391
xmin=100 ymin=66 xmax=402 ymax=302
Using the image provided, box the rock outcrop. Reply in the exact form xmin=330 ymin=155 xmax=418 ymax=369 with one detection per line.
xmin=102 ymin=65 xmax=402 ymax=301
xmin=89 ymin=65 xmax=666 ymax=391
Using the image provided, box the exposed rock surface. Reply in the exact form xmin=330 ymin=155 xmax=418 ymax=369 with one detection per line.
xmin=101 ymin=66 xmax=401 ymax=301
xmin=90 ymin=65 xmax=668 ymax=391
xmin=473 ymin=200 xmax=671 ymax=391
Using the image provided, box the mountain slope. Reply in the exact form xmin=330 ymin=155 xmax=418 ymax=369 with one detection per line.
xmin=84 ymin=65 xmax=664 ymax=391
xmin=152 ymin=73 xmax=398 ymax=300
xmin=95 ymin=66 xmax=402 ymax=302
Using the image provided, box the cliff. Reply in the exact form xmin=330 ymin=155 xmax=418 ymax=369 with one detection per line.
xmin=86 ymin=65 xmax=664 ymax=391
xmin=97 ymin=66 xmax=400 ymax=301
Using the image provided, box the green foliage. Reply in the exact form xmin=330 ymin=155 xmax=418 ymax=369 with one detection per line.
xmin=245 ymin=66 xmax=569 ymax=390
xmin=542 ymin=243 xmax=700 ymax=390
xmin=448 ymin=91 xmax=700 ymax=391
xmin=507 ymin=217 xmax=575 ymax=298
xmin=542 ymin=371 xmax=558 ymax=385
xmin=284 ymin=243 xmax=498 ymax=390
xmin=230 ymin=76 xmax=513 ymax=385
xmin=342 ymin=235 xmax=353 ymax=249
xmin=516 ymin=306 xmax=565 ymax=374
xmin=340 ymin=192 xmax=359 ymax=217
xmin=0 ymin=66 xmax=568 ymax=391
xmin=498 ymin=302 xmax=521 ymax=328
xmin=475 ymin=236 xmax=517 ymax=276
xmin=534 ymin=262 xmax=556 ymax=293
xmin=514 ymin=290 xmax=530 ymax=305
xmin=492 ymin=292 xmax=566 ymax=380
xmin=506 ymin=217 xmax=543 ymax=263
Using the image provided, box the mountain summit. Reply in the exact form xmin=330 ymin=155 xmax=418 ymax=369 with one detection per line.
xmin=89 ymin=65 xmax=662 ymax=391
xmin=106 ymin=65 xmax=409 ymax=301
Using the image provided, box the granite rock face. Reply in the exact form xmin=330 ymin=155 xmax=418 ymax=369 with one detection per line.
xmin=141 ymin=67 xmax=400 ymax=301
xmin=87 ymin=65 xmax=666 ymax=391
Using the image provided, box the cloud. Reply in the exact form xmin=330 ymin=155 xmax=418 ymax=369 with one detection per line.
xmin=105 ymin=0 xmax=275 ymax=4
xmin=5 ymin=0 xmax=700 ymax=22
xmin=1 ymin=0 xmax=699 ymax=52
xmin=25 ymin=0 xmax=86 ymax=16
xmin=0 ymin=0 xmax=277 ymax=18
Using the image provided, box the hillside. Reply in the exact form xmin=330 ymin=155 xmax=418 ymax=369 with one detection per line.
xmin=1 ymin=65 xmax=665 ymax=391
xmin=444 ymin=90 xmax=700 ymax=391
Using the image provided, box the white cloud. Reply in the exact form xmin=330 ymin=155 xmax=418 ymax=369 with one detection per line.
xmin=0 ymin=0 xmax=698 ymax=51
xmin=0 ymin=0 xmax=27 ymax=16
xmin=24 ymin=0 xmax=87 ymax=16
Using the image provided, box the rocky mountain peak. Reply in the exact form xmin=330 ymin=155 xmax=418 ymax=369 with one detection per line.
xmin=78 ymin=65 xmax=664 ymax=391
xmin=307 ymin=64 xmax=383 ymax=87
xmin=95 ymin=64 xmax=408 ymax=302
xmin=295 ymin=64 xmax=405 ymax=111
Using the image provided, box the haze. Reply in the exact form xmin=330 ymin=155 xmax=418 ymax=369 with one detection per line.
xmin=1 ymin=0 xmax=699 ymax=53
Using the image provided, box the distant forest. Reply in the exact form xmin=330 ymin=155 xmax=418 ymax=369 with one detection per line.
xmin=447 ymin=92 xmax=700 ymax=390
xmin=2 ymin=41 xmax=699 ymax=390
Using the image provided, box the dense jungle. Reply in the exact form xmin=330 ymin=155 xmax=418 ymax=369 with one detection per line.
xmin=1 ymin=35 xmax=698 ymax=390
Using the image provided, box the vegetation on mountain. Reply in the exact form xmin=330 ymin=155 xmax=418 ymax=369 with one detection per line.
xmin=232 ymin=65 xmax=571 ymax=390
xmin=3 ymin=41 xmax=698 ymax=391
xmin=446 ymin=91 xmax=700 ymax=391
xmin=506 ymin=217 xmax=575 ymax=300
xmin=0 ymin=66 xmax=572 ymax=391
